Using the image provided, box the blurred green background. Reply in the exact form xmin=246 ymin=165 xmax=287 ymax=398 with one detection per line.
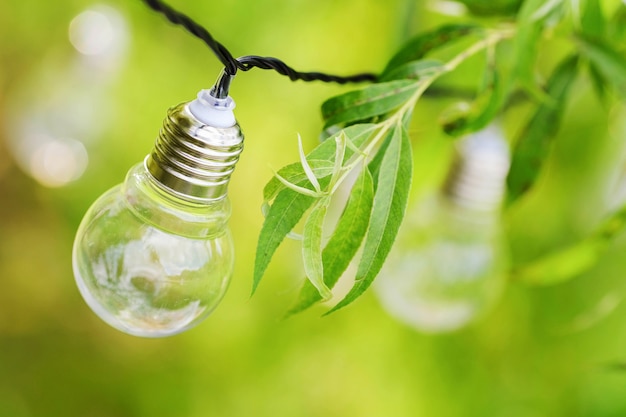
xmin=1 ymin=0 xmax=626 ymax=416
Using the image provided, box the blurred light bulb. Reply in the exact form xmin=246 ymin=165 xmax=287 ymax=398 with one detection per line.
xmin=4 ymin=4 xmax=128 ymax=188
xmin=73 ymin=90 xmax=243 ymax=337
xmin=29 ymin=136 xmax=89 ymax=187
xmin=70 ymin=9 xmax=116 ymax=55
xmin=69 ymin=4 xmax=129 ymax=73
xmin=376 ymin=125 xmax=510 ymax=333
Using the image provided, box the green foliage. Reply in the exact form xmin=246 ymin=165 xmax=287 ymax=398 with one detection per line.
xmin=321 ymin=80 xmax=419 ymax=129
xmin=577 ymin=35 xmax=626 ymax=99
xmin=506 ymin=54 xmax=580 ymax=204
xmin=515 ymin=204 xmax=626 ymax=285
xmin=454 ymin=0 xmax=523 ymax=16
xmin=302 ymin=197 xmax=332 ymax=299
xmin=6 ymin=1 xmax=626 ymax=415
xmin=440 ymin=57 xmax=503 ymax=137
xmin=254 ymin=0 xmax=626 ymax=314
xmin=287 ymin=167 xmax=374 ymax=315
xmin=254 ymin=125 xmax=376 ymax=294
xmin=382 ymin=24 xmax=480 ymax=75
xmin=327 ymin=123 xmax=413 ymax=314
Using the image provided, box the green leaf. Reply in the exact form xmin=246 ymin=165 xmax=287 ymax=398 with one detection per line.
xmin=263 ymin=124 xmax=377 ymax=203
xmin=253 ymin=188 xmax=318 ymax=295
xmin=513 ymin=24 xmax=543 ymax=99
xmin=578 ymin=0 xmax=608 ymax=101
xmin=263 ymin=160 xmax=335 ymax=203
xmin=516 ymin=204 xmax=626 ymax=285
xmin=379 ymin=59 xmax=444 ymax=82
xmin=382 ymin=24 xmax=480 ymax=76
xmin=529 ymin=0 xmax=563 ymax=22
xmin=514 ymin=0 xmax=566 ymax=100
xmin=440 ymin=66 xmax=504 ymax=137
xmin=367 ymin=129 xmax=394 ymax=191
xmin=287 ymin=167 xmax=374 ymax=315
xmin=327 ymin=123 xmax=413 ymax=314
xmin=255 ymin=125 xmax=377 ymax=295
xmin=455 ymin=0 xmax=523 ymax=16
xmin=367 ymin=112 xmax=412 ymax=192
xmin=577 ymin=35 xmax=626 ymax=98
xmin=321 ymin=80 xmax=419 ymax=129
xmin=580 ymin=0 xmax=606 ymax=38
xmin=506 ymin=54 xmax=579 ymax=204
xmin=514 ymin=240 xmax=603 ymax=285
xmin=298 ymin=134 xmax=322 ymax=193
xmin=587 ymin=59 xmax=608 ymax=101
xmin=302 ymin=198 xmax=332 ymax=300
xmin=608 ymin=5 xmax=626 ymax=42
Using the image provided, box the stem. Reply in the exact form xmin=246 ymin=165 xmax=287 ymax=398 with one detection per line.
xmin=328 ymin=28 xmax=515 ymax=195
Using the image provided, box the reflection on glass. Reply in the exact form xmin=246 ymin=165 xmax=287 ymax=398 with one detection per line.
xmin=73 ymin=164 xmax=234 ymax=337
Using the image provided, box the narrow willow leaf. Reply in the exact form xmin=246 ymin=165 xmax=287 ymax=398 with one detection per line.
xmin=263 ymin=160 xmax=335 ymax=204
xmin=271 ymin=170 xmax=321 ymax=198
xmin=287 ymin=167 xmax=374 ymax=315
xmin=328 ymin=132 xmax=349 ymax=193
xmin=263 ymin=124 xmax=377 ymax=203
xmin=514 ymin=0 xmax=565 ymax=100
xmin=367 ymin=105 xmax=411 ymax=192
xmin=367 ymin=129 xmax=394 ymax=191
xmin=379 ymin=59 xmax=444 ymax=82
xmin=298 ymin=134 xmax=322 ymax=193
xmin=382 ymin=24 xmax=480 ymax=76
xmin=456 ymin=0 xmax=523 ymax=16
xmin=577 ymin=35 xmax=626 ymax=98
xmin=314 ymin=124 xmax=378 ymax=150
xmin=507 ymin=55 xmax=579 ymax=204
xmin=513 ymin=24 xmax=543 ymax=99
xmin=441 ymin=67 xmax=504 ymax=137
xmin=253 ymin=189 xmax=318 ymax=294
xmin=515 ymin=0 xmax=545 ymax=81
xmin=327 ymin=123 xmax=413 ymax=314
xmin=255 ymin=125 xmax=377 ymax=294
xmin=516 ymin=204 xmax=626 ymax=285
xmin=321 ymin=81 xmax=419 ymax=129
xmin=579 ymin=0 xmax=609 ymax=100
xmin=580 ymin=0 xmax=606 ymax=37
xmin=518 ymin=0 xmax=557 ymax=21
xmin=302 ymin=198 xmax=332 ymax=300
xmin=530 ymin=0 xmax=563 ymax=22
xmin=514 ymin=240 xmax=603 ymax=285
xmin=609 ymin=5 xmax=626 ymax=42
xmin=588 ymin=60 xmax=608 ymax=101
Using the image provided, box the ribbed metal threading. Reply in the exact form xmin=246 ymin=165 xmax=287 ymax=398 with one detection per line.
xmin=146 ymin=102 xmax=244 ymax=202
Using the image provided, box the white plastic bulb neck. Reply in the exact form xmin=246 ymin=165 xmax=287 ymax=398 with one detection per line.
xmin=188 ymin=89 xmax=236 ymax=128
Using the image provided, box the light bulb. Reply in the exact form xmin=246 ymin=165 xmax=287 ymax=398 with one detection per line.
xmin=73 ymin=89 xmax=243 ymax=337
xmin=376 ymin=125 xmax=510 ymax=333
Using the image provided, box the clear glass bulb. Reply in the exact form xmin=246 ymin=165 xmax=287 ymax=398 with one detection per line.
xmin=73 ymin=90 xmax=243 ymax=337
xmin=376 ymin=125 xmax=510 ymax=333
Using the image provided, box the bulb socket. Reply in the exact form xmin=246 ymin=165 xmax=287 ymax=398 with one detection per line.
xmin=146 ymin=102 xmax=244 ymax=202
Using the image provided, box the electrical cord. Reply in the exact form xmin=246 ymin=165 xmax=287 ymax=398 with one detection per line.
xmin=142 ymin=0 xmax=378 ymax=97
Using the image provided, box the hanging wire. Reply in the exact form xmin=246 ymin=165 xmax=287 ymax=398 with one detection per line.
xmin=141 ymin=0 xmax=378 ymax=97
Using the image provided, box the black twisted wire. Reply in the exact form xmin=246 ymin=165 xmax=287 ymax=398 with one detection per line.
xmin=142 ymin=0 xmax=378 ymax=94
xmin=142 ymin=0 xmax=238 ymax=75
